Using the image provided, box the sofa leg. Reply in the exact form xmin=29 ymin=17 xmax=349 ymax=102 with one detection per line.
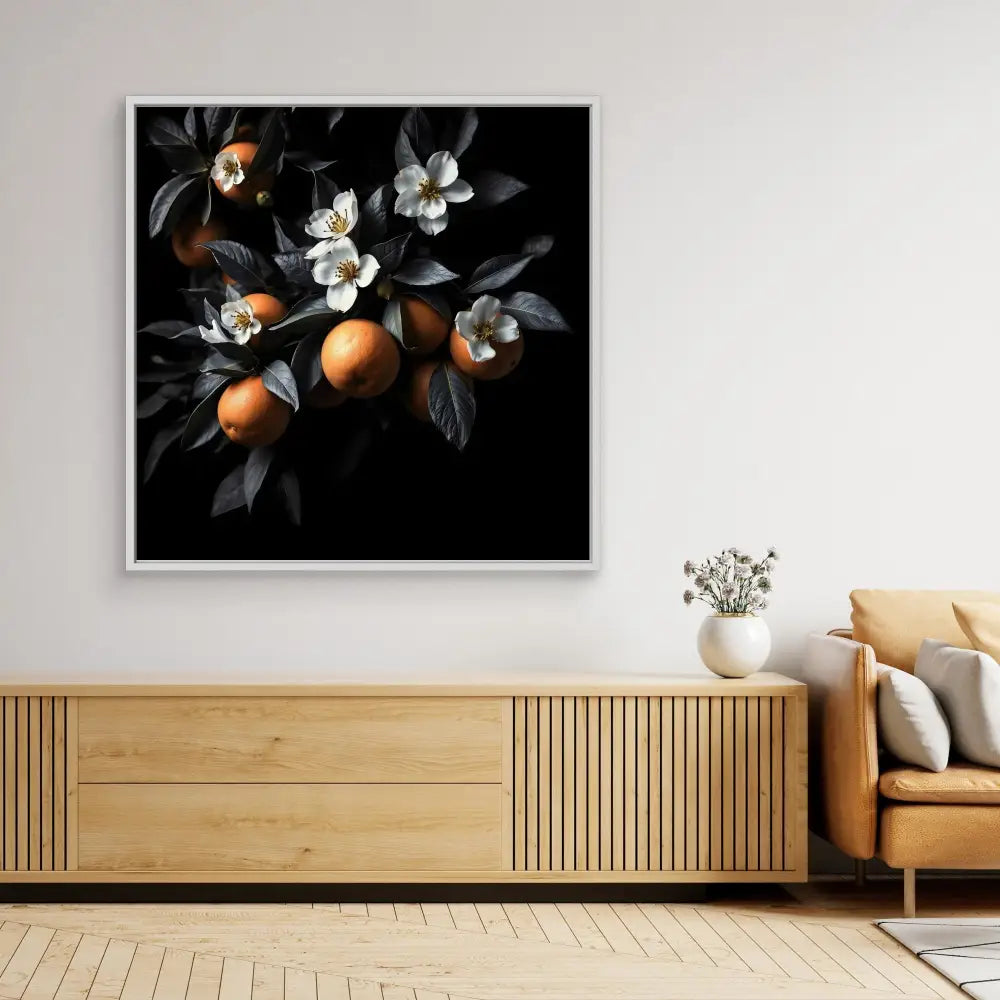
xmin=903 ymin=868 xmax=916 ymax=918
xmin=854 ymin=859 xmax=867 ymax=887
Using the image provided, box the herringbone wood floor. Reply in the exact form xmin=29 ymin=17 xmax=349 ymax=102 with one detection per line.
xmin=0 ymin=881 xmax=994 ymax=999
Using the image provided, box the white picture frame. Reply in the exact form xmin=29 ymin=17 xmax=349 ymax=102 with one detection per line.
xmin=125 ymin=96 xmax=600 ymax=572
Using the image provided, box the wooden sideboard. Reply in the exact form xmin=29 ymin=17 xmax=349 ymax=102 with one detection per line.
xmin=0 ymin=674 xmax=806 ymax=884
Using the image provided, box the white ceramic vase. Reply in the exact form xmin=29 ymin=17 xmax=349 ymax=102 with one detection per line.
xmin=697 ymin=613 xmax=771 ymax=678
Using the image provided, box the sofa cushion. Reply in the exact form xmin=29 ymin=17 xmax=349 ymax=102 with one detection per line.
xmin=876 ymin=664 xmax=951 ymax=771
xmin=954 ymin=601 xmax=1000 ymax=661
xmin=880 ymin=764 xmax=1000 ymax=803
xmin=850 ymin=590 xmax=1000 ymax=671
xmin=915 ymin=640 xmax=1000 ymax=768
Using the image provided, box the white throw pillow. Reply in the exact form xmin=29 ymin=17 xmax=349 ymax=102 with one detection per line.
xmin=915 ymin=639 xmax=1000 ymax=768
xmin=876 ymin=663 xmax=951 ymax=771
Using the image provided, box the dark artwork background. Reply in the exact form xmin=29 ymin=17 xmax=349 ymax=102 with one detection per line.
xmin=134 ymin=105 xmax=591 ymax=562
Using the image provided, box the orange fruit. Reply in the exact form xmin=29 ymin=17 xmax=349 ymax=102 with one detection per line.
xmin=321 ymin=320 xmax=400 ymax=398
xmin=239 ymin=292 xmax=286 ymax=353
xmin=170 ymin=216 xmax=226 ymax=268
xmin=404 ymin=361 xmax=438 ymax=422
xmin=399 ymin=296 xmax=449 ymax=355
xmin=213 ymin=141 xmax=274 ymax=205
xmin=449 ymin=327 xmax=524 ymax=381
xmin=217 ymin=375 xmax=292 ymax=447
xmin=306 ymin=380 xmax=347 ymax=409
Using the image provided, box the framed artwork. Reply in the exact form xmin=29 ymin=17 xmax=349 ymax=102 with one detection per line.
xmin=125 ymin=97 xmax=598 ymax=570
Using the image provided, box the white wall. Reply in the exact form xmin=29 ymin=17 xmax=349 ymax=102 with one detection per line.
xmin=1 ymin=0 xmax=998 ymax=680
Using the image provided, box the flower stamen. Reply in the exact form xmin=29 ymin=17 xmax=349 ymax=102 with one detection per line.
xmin=418 ymin=177 xmax=442 ymax=202
xmin=472 ymin=320 xmax=495 ymax=342
xmin=326 ymin=211 xmax=349 ymax=234
xmin=231 ymin=309 xmax=253 ymax=332
xmin=222 ymin=159 xmax=239 ymax=178
xmin=336 ymin=260 xmax=360 ymax=283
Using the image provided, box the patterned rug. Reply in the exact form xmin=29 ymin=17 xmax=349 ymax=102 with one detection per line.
xmin=878 ymin=919 xmax=1000 ymax=999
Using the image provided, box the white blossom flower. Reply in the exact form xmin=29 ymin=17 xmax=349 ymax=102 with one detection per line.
xmin=683 ymin=560 xmax=697 ymax=577
xmin=721 ymin=582 xmax=738 ymax=600
xmin=683 ymin=590 xmax=695 ymax=606
xmin=757 ymin=577 xmax=772 ymax=593
xmin=765 ymin=557 xmax=777 ymax=571
xmin=393 ymin=151 xmax=473 ymax=236
xmin=305 ymin=189 xmax=359 ymax=259
xmin=694 ymin=573 xmax=711 ymax=589
xmin=210 ymin=150 xmax=244 ymax=193
xmin=219 ymin=298 xmax=261 ymax=346
xmin=312 ymin=238 xmax=378 ymax=312
xmin=198 ymin=319 xmax=229 ymax=345
xmin=735 ymin=563 xmax=752 ymax=578
xmin=454 ymin=295 xmax=520 ymax=362
xmin=767 ymin=547 xmax=780 ymax=560
xmin=749 ymin=589 xmax=764 ymax=605
xmin=719 ymin=551 xmax=736 ymax=566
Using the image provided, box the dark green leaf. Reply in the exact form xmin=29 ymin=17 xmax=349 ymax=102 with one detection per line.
xmin=244 ymin=445 xmax=276 ymax=512
xmin=273 ymin=216 xmax=302 ymax=253
xmin=211 ymin=463 xmax=247 ymax=516
xmin=199 ymin=240 xmax=274 ymax=290
xmin=180 ymin=381 xmax=227 ymax=450
xmin=312 ymin=170 xmax=339 ymax=210
xmin=401 ymin=108 xmax=434 ymax=161
xmin=181 ymin=287 xmax=225 ymax=322
xmin=278 ymin=468 xmax=301 ymax=525
xmin=146 ymin=115 xmax=192 ymax=148
xmin=154 ymin=143 xmax=208 ymax=174
xmin=202 ymin=364 xmax=251 ymax=378
xmin=224 ymin=282 xmax=243 ymax=302
xmin=272 ymin=249 xmax=311 ymax=287
xmin=465 ymin=254 xmax=533 ymax=295
xmin=203 ymin=106 xmax=230 ymax=147
xmin=183 ymin=107 xmax=199 ymax=143
xmin=291 ymin=330 xmax=326 ymax=392
xmin=212 ymin=340 xmax=255 ymax=363
xmin=138 ymin=354 xmax=201 ymax=383
xmin=286 ymin=151 xmax=337 ymax=171
xmin=382 ymin=300 xmax=404 ymax=346
xmin=249 ymin=110 xmax=284 ymax=177
xmin=393 ymin=258 xmax=459 ymax=286
xmin=137 ymin=382 xmax=188 ymax=418
xmin=198 ymin=179 xmax=212 ymax=225
xmin=448 ymin=108 xmax=478 ymax=159
xmin=262 ymin=360 xmax=299 ymax=411
xmin=272 ymin=296 xmax=337 ymax=335
xmin=368 ymin=232 xmax=410 ymax=272
xmin=468 ymin=170 xmax=529 ymax=209
xmin=218 ymin=108 xmax=247 ymax=148
xmin=361 ymin=184 xmax=391 ymax=243
xmin=148 ymin=173 xmax=203 ymax=239
xmin=143 ymin=420 xmax=185 ymax=483
xmin=410 ymin=288 xmax=451 ymax=324
xmin=327 ymin=107 xmax=344 ymax=133
xmin=428 ymin=363 xmax=475 ymax=451
xmin=394 ymin=128 xmax=419 ymax=171
xmin=203 ymin=296 xmax=222 ymax=328
xmin=193 ymin=371 xmax=231 ymax=399
xmin=501 ymin=291 xmax=571 ymax=332
xmin=139 ymin=319 xmax=200 ymax=341
xmin=522 ymin=234 xmax=554 ymax=259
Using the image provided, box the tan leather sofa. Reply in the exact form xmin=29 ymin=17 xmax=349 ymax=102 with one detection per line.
xmin=802 ymin=590 xmax=1000 ymax=916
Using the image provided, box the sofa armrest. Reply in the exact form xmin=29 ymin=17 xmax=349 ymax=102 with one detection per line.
xmin=801 ymin=633 xmax=878 ymax=860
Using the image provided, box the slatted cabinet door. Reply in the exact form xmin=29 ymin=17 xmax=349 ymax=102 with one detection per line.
xmin=1 ymin=696 xmax=75 ymax=872
xmin=506 ymin=693 xmax=805 ymax=878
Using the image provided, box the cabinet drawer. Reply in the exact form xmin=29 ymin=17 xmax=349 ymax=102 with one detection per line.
xmin=79 ymin=783 xmax=500 ymax=872
xmin=79 ymin=697 xmax=501 ymax=783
